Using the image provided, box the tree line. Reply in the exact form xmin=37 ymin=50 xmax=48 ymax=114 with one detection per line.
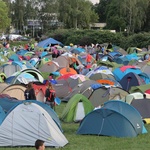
xmin=0 ymin=0 xmax=149 ymax=36
xmin=94 ymin=0 xmax=150 ymax=33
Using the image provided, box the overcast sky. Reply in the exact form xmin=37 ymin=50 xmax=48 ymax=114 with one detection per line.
xmin=90 ymin=0 xmax=99 ymax=4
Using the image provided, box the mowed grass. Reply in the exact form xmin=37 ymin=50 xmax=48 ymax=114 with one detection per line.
xmin=0 ymin=102 xmax=150 ymax=150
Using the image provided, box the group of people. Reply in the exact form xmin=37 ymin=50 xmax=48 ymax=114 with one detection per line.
xmin=24 ymin=81 xmax=56 ymax=109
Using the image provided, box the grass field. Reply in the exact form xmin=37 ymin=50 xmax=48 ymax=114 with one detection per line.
xmin=0 ymin=102 xmax=150 ymax=150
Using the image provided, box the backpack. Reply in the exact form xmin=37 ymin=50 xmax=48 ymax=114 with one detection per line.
xmin=47 ymin=89 xmax=56 ymax=102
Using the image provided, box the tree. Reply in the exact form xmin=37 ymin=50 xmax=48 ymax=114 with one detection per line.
xmin=142 ymin=0 xmax=150 ymax=31
xmin=39 ymin=0 xmax=59 ymax=32
xmin=58 ymin=0 xmax=98 ymax=29
xmin=106 ymin=0 xmax=149 ymax=33
xmin=106 ymin=0 xmax=126 ymax=32
xmin=94 ymin=0 xmax=108 ymax=22
xmin=120 ymin=0 xmax=149 ymax=33
xmin=0 ymin=0 xmax=11 ymax=32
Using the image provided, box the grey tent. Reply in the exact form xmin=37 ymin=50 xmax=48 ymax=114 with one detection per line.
xmin=131 ymin=98 xmax=150 ymax=119
xmin=62 ymin=80 xmax=109 ymax=107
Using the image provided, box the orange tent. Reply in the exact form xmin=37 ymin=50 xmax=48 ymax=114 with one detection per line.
xmin=97 ymin=79 xmax=115 ymax=86
xmin=59 ymin=67 xmax=77 ymax=75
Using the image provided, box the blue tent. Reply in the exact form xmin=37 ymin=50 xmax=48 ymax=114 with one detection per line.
xmin=37 ymin=38 xmax=63 ymax=48
xmin=113 ymin=56 xmax=129 ymax=65
xmin=113 ymin=67 xmax=142 ymax=81
xmin=77 ymin=100 xmax=147 ymax=137
xmin=138 ymin=73 xmax=150 ymax=84
xmin=119 ymin=72 xmax=145 ymax=91
xmin=16 ymin=49 xmax=28 ymax=55
xmin=71 ymin=47 xmax=85 ymax=54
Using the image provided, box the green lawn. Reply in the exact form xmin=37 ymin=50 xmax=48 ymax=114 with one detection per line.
xmin=0 ymin=102 xmax=150 ymax=150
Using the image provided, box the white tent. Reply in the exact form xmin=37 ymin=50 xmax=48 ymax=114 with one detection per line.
xmin=0 ymin=102 xmax=68 ymax=147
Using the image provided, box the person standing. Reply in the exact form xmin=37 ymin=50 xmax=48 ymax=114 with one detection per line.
xmin=45 ymin=82 xmax=56 ymax=109
xmin=35 ymin=139 xmax=45 ymax=150
xmin=86 ymin=53 xmax=92 ymax=64
xmin=24 ymin=82 xmax=36 ymax=100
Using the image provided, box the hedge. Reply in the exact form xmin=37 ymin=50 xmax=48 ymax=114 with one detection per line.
xmin=48 ymin=29 xmax=150 ymax=50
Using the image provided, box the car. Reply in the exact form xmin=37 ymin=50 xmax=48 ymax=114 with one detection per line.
xmin=9 ymin=34 xmax=22 ymax=41
xmin=17 ymin=36 xmax=30 ymax=41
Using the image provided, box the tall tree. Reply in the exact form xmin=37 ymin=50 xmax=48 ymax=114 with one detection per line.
xmin=94 ymin=0 xmax=108 ymax=22
xmin=120 ymin=0 xmax=149 ymax=33
xmin=39 ymin=0 xmax=59 ymax=31
xmin=0 ymin=0 xmax=11 ymax=31
xmin=58 ymin=0 xmax=98 ymax=29
xmin=143 ymin=0 xmax=150 ymax=31
xmin=106 ymin=0 xmax=126 ymax=32
xmin=106 ymin=0 xmax=149 ymax=33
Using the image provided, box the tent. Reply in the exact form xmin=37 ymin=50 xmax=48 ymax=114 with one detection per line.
xmin=89 ymin=72 xmax=115 ymax=81
xmin=113 ymin=56 xmax=129 ymax=65
xmin=1 ymin=84 xmax=26 ymax=100
xmin=0 ymin=98 xmax=62 ymax=130
xmin=138 ymin=73 xmax=150 ymax=84
xmin=122 ymin=92 xmax=144 ymax=104
xmin=0 ymin=83 xmax=9 ymax=93
xmin=77 ymin=100 xmax=146 ymax=137
xmin=126 ymin=47 xmax=142 ymax=54
xmin=109 ymin=87 xmax=129 ymax=100
xmin=53 ymin=79 xmax=73 ymax=98
xmin=0 ymin=101 xmax=68 ymax=147
xmin=62 ymin=80 xmax=109 ymax=107
xmin=129 ymin=84 xmax=150 ymax=94
xmin=37 ymin=38 xmax=63 ymax=48
xmin=60 ymin=94 xmax=94 ymax=123
xmin=0 ymin=61 xmax=35 ymax=78
xmin=38 ymin=61 xmax=59 ymax=73
xmin=130 ymin=98 xmax=150 ymax=119
xmin=62 ymin=80 xmax=98 ymax=102
xmin=53 ymin=75 xmax=87 ymax=98
xmin=1 ymin=82 xmax=49 ymax=102
xmin=34 ymin=57 xmax=51 ymax=69
xmin=59 ymin=67 xmax=77 ymax=75
xmin=5 ymin=68 xmax=44 ymax=84
xmin=54 ymin=56 xmax=70 ymax=68
xmin=141 ymin=62 xmax=150 ymax=77
xmin=86 ymin=66 xmax=113 ymax=78
xmin=113 ymin=66 xmax=142 ymax=81
xmin=119 ymin=72 xmax=145 ymax=91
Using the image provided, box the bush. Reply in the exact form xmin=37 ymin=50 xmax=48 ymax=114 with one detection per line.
xmin=42 ymin=29 xmax=150 ymax=49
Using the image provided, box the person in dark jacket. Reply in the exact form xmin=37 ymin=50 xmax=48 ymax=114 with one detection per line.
xmin=24 ymin=82 xmax=36 ymax=100
xmin=45 ymin=82 xmax=56 ymax=109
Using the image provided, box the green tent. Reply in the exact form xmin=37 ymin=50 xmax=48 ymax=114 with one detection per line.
xmin=35 ymin=57 xmax=51 ymax=69
xmin=129 ymin=84 xmax=150 ymax=94
xmin=0 ymin=73 xmax=6 ymax=83
xmin=98 ymin=60 xmax=123 ymax=71
xmin=126 ymin=47 xmax=142 ymax=54
xmin=0 ymin=54 xmax=8 ymax=65
xmin=60 ymin=94 xmax=94 ymax=123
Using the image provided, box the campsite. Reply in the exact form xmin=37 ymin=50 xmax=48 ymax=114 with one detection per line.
xmin=0 ymin=0 xmax=150 ymax=149
xmin=0 ymin=37 xmax=150 ymax=149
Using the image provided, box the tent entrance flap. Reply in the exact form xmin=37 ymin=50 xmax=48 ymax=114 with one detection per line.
xmin=74 ymin=102 xmax=85 ymax=122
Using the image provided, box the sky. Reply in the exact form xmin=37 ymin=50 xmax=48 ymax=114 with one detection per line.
xmin=90 ymin=0 xmax=99 ymax=4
